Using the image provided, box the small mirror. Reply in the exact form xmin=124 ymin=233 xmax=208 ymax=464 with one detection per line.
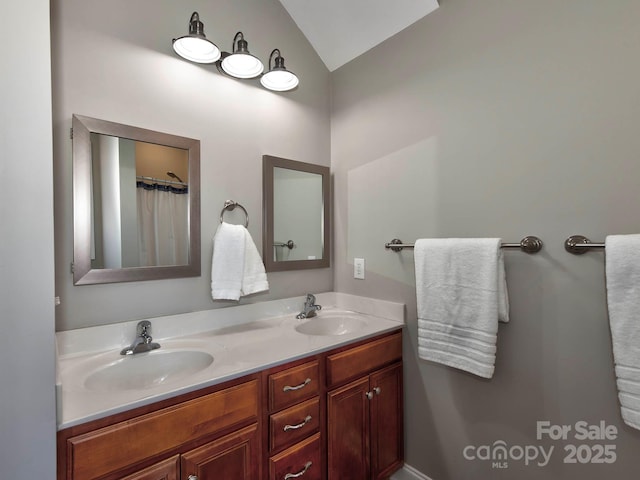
xmin=72 ymin=114 xmax=201 ymax=284
xmin=263 ymin=155 xmax=330 ymax=271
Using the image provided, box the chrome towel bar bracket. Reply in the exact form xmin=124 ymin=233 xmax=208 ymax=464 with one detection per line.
xmin=385 ymin=236 xmax=543 ymax=254
xmin=220 ymin=199 xmax=249 ymax=227
xmin=564 ymin=235 xmax=605 ymax=254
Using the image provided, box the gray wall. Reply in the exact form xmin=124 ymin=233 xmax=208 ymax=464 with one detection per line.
xmin=0 ymin=0 xmax=57 ymax=478
xmin=52 ymin=0 xmax=332 ymax=331
xmin=332 ymin=0 xmax=640 ymax=478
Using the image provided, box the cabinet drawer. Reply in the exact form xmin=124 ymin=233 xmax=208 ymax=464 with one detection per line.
xmin=326 ymin=332 xmax=402 ymax=388
xmin=269 ymin=360 xmax=319 ymax=412
xmin=66 ymin=379 xmax=258 ymax=480
xmin=269 ymin=433 xmax=322 ymax=480
xmin=270 ymin=397 xmax=320 ymax=452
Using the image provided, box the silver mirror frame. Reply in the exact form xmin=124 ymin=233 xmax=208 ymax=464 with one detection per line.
xmin=262 ymin=155 xmax=330 ymax=272
xmin=72 ymin=114 xmax=201 ymax=285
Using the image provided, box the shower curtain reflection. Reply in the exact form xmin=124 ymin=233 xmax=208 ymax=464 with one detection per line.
xmin=137 ymin=182 xmax=189 ymax=266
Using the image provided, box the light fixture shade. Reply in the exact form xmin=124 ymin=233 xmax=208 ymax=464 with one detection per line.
xmin=172 ymin=12 xmax=220 ymax=63
xmin=260 ymin=70 xmax=299 ymax=92
xmin=260 ymin=49 xmax=299 ymax=92
xmin=221 ymin=32 xmax=264 ymax=79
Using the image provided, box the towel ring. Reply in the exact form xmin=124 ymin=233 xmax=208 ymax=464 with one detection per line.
xmin=220 ymin=200 xmax=249 ymax=227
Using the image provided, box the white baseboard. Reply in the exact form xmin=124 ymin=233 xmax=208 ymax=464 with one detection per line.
xmin=390 ymin=464 xmax=433 ymax=480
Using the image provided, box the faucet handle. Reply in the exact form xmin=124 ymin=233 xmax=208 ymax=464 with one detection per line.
xmin=305 ymin=293 xmax=316 ymax=304
xmin=137 ymin=320 xmax=152 ymax=336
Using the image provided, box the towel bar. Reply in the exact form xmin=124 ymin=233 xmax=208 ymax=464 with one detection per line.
xmin=385 ymin=236 xmax=543 ymax=254
xmin=273 ymin=240 xmax=295 ymax=249
xmin=220 ymin=200 xmax=249 ymax=227
xmin=564 ymin=235 xmax=605 ymax=254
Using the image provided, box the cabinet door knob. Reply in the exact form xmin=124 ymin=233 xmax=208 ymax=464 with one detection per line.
xmin=283 ymin=415 xmax=313 ymax=431
xmin=366 ymin=391 xmax=374 ymax=400
xmin=187 ymin=476 xmax=198 ymax=480
xmin=373 ymin=386 xmax=381 ymax=395
xmin=283 ymin=378 xmax=311 ymax=392
xmin=284 ymin=461 xmax=312 ymax=479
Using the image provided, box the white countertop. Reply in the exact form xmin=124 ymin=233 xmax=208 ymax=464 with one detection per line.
xmin=56 ymin=292 xmax=405 ymax=430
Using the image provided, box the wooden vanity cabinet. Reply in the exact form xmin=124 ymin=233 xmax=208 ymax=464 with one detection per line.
xmin=57 ymin=329 xmax=403 ymax=480
xmin=57 ymin=376 xmax=261 ymax=480
xmin=326 ymin=332 xmax=403 ymax=480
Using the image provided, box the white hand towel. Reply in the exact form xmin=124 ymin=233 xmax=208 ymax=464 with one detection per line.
xmin=241 ymin=228 xmax=270 ymax=297
xmin=211 ymin=222 xmax=269 ymax=301
xmin=605 ymin=234 xmax=640 ymax=430
xmin=414 ymin=238 xmax=509 ymax=378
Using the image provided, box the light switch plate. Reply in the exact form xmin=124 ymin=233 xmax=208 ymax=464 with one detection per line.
xmin=354 ymin=258 xmax=365 ymax=279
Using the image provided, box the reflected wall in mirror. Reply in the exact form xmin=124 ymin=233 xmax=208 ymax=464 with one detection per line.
xmin=72 ymin=114 xmax=201 ymax=285
xmin=263 ymin=155 xmax=330 ymax=272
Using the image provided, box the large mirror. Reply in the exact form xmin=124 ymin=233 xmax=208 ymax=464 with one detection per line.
xmin=72 ymin=114 xmax=201 ymax=284
xmin=263 ymin=155 xmax=330 ymax=271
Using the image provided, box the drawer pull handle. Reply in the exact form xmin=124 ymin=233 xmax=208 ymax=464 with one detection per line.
xmin=283 ymin=378 xmax=311 ymax=392
xmin=284 ymin=461 xmax=312 ymax=479
xmin=283 ymin=415 xmax=312 ymax=431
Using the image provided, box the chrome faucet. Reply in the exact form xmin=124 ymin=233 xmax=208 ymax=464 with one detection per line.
xmin=120 ymin=320 xmax=161 ymax=355
xmin=296 ymin=293 xmax=322 ymax=319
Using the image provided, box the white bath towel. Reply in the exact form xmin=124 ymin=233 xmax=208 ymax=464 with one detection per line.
xmin=414 ymin=238 xmax=509 ymax=378
xmin=211 ymin=222 xmax=269 ymax=301
xmin=605 ymin=234 xmax=640 ymax=430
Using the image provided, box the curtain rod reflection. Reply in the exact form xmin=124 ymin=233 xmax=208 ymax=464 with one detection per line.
xmin=136 ymin=175 xmax=187 ymax=187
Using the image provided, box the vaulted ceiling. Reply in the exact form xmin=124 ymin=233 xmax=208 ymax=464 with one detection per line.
xmin=278 ymin=0 xmax=440 ymax=71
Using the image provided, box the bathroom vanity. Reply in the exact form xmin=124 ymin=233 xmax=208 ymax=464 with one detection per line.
xmin=55 ymin=293 xmax=404 ymax=480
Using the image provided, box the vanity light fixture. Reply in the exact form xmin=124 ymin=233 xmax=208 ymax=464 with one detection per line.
xmin=172 ymin=14 xmax=299 ymax=91
xmin=172 ymin=12 xmax=221 ymax=63
xmin=220 ymin=32 xmax=265 ymax=79
xmin=260 ymin=49 xmax=299 ymax=92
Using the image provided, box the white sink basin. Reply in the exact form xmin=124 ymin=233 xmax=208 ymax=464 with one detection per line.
xmin=84 ymin=350 xmax=214 ymax=392
xmin=295 ymin=313 xmax=368 ymax=336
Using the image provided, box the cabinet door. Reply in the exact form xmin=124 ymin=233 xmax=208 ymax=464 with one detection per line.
xmin=121 ymin=456 xmax=180 ymax=480
xmin=327 ymin=377 xmax=370 ymax=480
xmin=181 ymin=423 xmax=260 ymax=480
xmin=370 ymin=363 xmax=403 ymax=479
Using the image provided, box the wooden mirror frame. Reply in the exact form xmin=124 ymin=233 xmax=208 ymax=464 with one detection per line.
xmin=262 ymin=155 xmax=330 ymax=272
xmin=72 ymin=114 xmax=201 ymax=285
